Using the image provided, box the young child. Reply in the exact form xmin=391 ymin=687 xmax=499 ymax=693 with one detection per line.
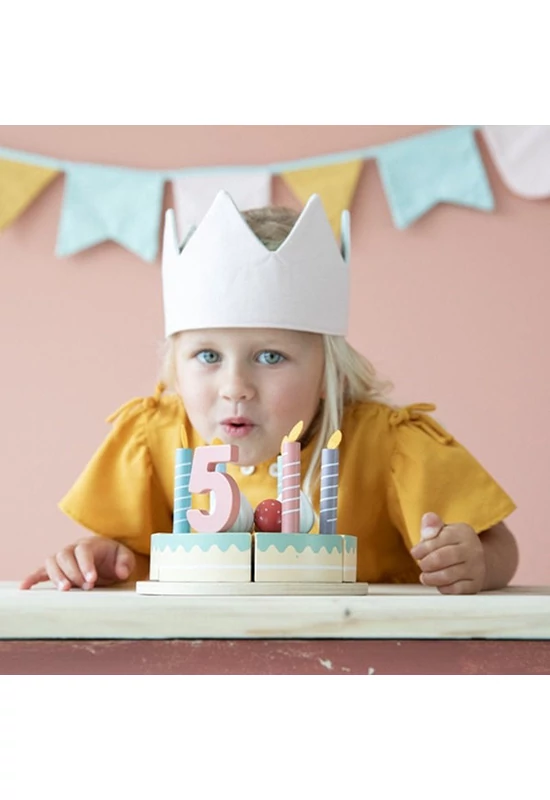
xmin=21 ymin=191 xmax=518 ymax=594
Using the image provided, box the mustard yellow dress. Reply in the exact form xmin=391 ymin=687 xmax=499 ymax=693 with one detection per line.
xmin=59 ymin=384 xmax=516 ymax=584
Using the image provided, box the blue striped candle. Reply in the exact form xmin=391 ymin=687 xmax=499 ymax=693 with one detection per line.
xmin=173 ymin=447 xmax=193 ymax=533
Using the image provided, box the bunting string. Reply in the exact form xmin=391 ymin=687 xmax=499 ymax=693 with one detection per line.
xmin=0 ymin=125 xmax=542 ymax=262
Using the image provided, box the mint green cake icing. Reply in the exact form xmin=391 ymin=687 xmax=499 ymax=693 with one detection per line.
xmin=152 ymin=533 xmax=252 ymax=553
xmin=255 ymin=533 xmax=343 ymax=554
xmin=344 ymin=536 xmax=357 ymax=554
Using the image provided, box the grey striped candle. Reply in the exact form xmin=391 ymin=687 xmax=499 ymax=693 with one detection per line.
xmin=319 ymin=447 xmax=339 ymax=535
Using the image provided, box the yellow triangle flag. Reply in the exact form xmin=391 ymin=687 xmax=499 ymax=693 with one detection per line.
xmin=282 ymin=160 xmax=363 ymax=238
xmin=0 ymin=159 xmax=59 ymax=231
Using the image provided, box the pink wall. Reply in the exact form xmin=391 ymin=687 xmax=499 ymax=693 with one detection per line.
xmin=0 ymin=126 xmax=547 ymax=585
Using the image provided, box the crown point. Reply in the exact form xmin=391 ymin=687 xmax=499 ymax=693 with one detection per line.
xmin=163 ymin=209 xmax=179 ymax=255
xmin=340 ymin=209 xmax=351 ymax=264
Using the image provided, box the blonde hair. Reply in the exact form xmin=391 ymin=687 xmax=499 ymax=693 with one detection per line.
xmin=302 ymin=335 xmax=393 ymax=500
xmin=158 ymin=205 xmax=394 ymax=501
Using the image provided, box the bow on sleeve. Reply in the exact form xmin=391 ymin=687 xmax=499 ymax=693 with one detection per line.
xmin=388 ymin=403 xmax=454 ymax=446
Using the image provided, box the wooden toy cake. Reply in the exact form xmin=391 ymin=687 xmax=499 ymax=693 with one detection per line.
xmin=136 ymin=423 xmax=366 ymax=596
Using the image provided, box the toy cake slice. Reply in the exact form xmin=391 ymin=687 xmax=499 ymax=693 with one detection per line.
xmin=150 ymin=533 xmax=252 ymax=582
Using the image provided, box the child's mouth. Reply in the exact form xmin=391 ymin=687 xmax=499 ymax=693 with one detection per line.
xmin=221 ymin=419 xmax=255 ymax=438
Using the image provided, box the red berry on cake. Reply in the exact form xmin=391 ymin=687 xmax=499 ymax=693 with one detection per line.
xmin=254 ymin=499 xmax=282 ymax=532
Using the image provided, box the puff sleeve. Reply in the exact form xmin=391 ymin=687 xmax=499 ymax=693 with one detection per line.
xmin=58 ymin=391 xmax=172 ymax=555
xmin=387 ymin=403 xmax=517 ymax=550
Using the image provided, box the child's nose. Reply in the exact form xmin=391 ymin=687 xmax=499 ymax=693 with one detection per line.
xmin=219 ymin=367 xmax=256 ymax=402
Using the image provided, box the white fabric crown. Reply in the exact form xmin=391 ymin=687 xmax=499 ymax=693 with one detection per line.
xmin=162 ymin=190 xmax=351 ymax=338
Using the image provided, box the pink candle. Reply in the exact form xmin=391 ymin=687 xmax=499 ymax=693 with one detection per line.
xmin=281 ymin=421 xmax=303 ymax=534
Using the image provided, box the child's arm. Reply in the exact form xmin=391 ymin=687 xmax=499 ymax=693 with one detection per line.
xmin=20 ymin=536 xmax=149 ymax=591
xmin=477 ymin=521 xmax=519 ymax=591
xmin=410 ymin=513 xmax=519 ymax=594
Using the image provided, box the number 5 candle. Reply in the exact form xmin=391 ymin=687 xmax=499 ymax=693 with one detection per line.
xmin=173 ymin=425 xmax=193 ymax=534
xmin=319 ymin=430 xmax=342 ymax=535
xmin=187 ymin=442 xmax=240 ymax=532
xmin=281 ymin=421 xmax=303 ymax=534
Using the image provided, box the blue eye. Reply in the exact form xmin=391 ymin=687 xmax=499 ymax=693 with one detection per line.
xmin=257 ymin=351 xmax=285 ymax=365
xmin=196 ymin=350 xmax=220 ymax=364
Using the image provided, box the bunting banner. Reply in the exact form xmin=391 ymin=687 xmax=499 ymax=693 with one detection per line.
xmin=56 ymin=164 xmax=165 ymax=262
xmin=0 ymin=159 xmax=59 ymax=231
xmin=482 ymin=126 xmax=550 ymax=198
xmin=282 ymin=160 xmax=363 ymax=238
xmin=172 ymin=171 xmax=271 ymax=234
xmin=376 ymin=126 xmax=494 ymax=229
xmin=0 ymin=125 xmax=545 ymax=263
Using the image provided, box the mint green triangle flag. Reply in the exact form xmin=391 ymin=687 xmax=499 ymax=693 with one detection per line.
xmin=377 ymin=127 xmax=494 ymax=229
xmin=56 ymin=164 xmax=164 ymax=261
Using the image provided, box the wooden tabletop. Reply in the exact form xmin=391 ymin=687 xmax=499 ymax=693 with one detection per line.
xmin=2 ymin=581 xmax=550 ymax=640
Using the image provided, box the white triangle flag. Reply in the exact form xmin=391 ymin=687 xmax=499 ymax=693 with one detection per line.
xmin=172 ymin=171 xmax=272 ymax=233
xmin=482 ymin=126 xmax=550 ymax=198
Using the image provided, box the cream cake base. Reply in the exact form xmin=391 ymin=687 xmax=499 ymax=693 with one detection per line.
xmin=254 ymin=534 xmax=357 ymax=583
xmin=150 ymin=533 xmax=252 ymax=583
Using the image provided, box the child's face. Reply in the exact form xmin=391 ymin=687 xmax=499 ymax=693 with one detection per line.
xmin=174 ymin=327 xmax=325 ymax=466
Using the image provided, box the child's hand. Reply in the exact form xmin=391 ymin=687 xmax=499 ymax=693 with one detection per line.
xmin=410 ymin=512 xmax=486 ymax=594
xmin=20 ymin=537 xmax=136 ymax=591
